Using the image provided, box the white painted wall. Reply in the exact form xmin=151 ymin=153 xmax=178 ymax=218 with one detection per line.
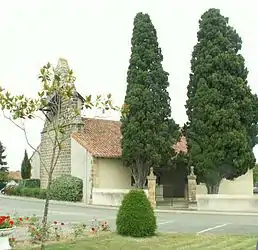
xmin=71 ymin=138 xmax=92 ymax=204
xmin=97 ymin=158 xmax=131 ymax=189
xmin=30 ymin=150 xmax=40 ymax=179
xmin=197 ymin=169 xmax=253 ymax=195
xmin=91 ymin=158 xmax=146 ymax=206
xmin=92 ymin=188 xmax=148 ymax=206
xmin=197 ymin=194 xmax=258 ymax=212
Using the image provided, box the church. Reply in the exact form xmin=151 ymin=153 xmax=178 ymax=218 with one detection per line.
xmin=30 ymin=59 xmax=253 ymax=209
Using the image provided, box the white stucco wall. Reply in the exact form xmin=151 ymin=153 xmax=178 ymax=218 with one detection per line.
xmin=96 ymin=158 xmax=131 ymax=189
xmin=197 ymin=169 xmax=253 ymax=195
xmin=71 ymin=138 xmax=92 ymax=204
xmin=30 ymin=150 xmax=40 ymax=179
xmin=197 ymin=194 xmax=258 ymax=212
xmin=92 ymin=188 xmax=148 ymax=206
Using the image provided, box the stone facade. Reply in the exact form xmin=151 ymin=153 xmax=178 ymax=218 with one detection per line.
xmin=39 ymin=58 xmax=84 ymax=188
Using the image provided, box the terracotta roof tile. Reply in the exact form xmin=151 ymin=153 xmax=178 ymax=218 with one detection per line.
xmin=8 ymin=171 xmax=21 ymax=180
xmin=71 ymin=118 xmax=187 ymax=158
xmin=71 ymin=119 xmax=122 ymax=158
xmin=173 ymin=136 xmax=187 ymax=154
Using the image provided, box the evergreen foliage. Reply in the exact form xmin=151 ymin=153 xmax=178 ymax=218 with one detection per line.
xmin=185 ymin=8 xmax=258 ymax=193
xmin=116 ymin=189 xmax=156 ymax=237
xmin=50 ymin=175 xmax=83 ymax=202
xmin=21 ymin=150 xmax=32 ymax=179
xmin=0 ymin=141 xmax=8 ymax=182
xmin=121 ymin=12 xmax=179 ymax=188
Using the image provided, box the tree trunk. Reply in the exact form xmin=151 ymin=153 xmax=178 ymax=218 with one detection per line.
xmin=133 ymin=162 xmax=148 ymax=189
xmin=135 ymin=172 xmax=146 ymax=189
xmin=40 ymin=171 xmax=54 ymax=250
xmin=206 ymin=183 xmax=220 ymax=194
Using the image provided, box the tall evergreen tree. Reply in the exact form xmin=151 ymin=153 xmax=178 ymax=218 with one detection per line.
xmin=185 ymin=8 xmax=258 ymax=193
xmin=0 ymin=141 xmax=7 ymax=166
xmin=0 ymin=141 xmax=8 ymax=182
xmin=21 ymin=149 xmax=32 ymax=179
xmin=121 ymin=12 xmax=179 ymax=188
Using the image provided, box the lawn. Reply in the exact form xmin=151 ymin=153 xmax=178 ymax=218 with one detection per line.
xmin=17 ymin=233 xmax=258 ymax=250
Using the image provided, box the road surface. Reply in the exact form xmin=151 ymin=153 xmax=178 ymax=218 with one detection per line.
xmin=1 ymin=197 xmax=258 ymax=235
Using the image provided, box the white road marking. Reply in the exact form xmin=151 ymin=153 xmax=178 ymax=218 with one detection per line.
xmin=158 ymin=220 xmax=175 ymax=225
xmin=197 ymin=223 xmax=230 ymax=234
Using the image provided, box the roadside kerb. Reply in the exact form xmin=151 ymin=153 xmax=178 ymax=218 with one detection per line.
xmin=0 ymin=194 xmax=85 ymax=207
xmin=2 ymin=195 xmax=258 ymax=216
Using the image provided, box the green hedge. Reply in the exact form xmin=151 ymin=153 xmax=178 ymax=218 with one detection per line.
xmin=5 ymin=186 xmax=46 ymax=199
xmin=116 ymin=189 xmax=157 ymax=237
xmin=50 ymin=175 xmax=83 ymax=202
xmin=19 ymin=179 xmax=40 ymax=188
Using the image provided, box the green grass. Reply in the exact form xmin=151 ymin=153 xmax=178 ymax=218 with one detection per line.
xmin=17 ymin=233 xmax=258 ymax=250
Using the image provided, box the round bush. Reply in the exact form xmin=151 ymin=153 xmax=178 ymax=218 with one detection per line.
xmin=116 ymin=189 xmax=157 ymax=237
xmin=50 ymin=175 xmax=83 ymax=202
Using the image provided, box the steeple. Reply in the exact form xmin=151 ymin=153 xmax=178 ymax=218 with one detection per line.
xmin=55 ymin=58 xmax=70 ymax=77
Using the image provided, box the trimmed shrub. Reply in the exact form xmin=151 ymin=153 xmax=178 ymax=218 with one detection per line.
xmin=49 ymin=175 xmax=83 ymax=202
xmin=116 ymin=189 xmax=157 ymax=237
xmin=19 ymin=179 xmax=40 ymax=188
xmin=5 ymin=186 xmax=46 ymax=199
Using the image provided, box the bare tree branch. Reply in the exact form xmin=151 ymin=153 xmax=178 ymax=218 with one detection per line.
xmin=2 ymin=111 xmax=49 ymax=175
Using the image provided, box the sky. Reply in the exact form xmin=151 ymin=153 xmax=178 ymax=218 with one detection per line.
xmin=0 ymin=0 xmax=257 ymax=170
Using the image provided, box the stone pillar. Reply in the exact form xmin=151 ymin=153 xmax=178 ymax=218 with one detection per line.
xmin=187 ymin=166 xmax=197 ymax=210
xmin=147 ymin=167 xmax=157 ymax=208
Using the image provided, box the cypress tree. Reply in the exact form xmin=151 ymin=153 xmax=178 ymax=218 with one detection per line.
xmin=185 ymin=8 xmax=258 ymax=193
xmin=21 ymin=149 xmax=32 ymax=179
xmin=0 ymin=141 xmax=8 ymax=182
xmin=0 ymin=141 xmax=7 ymax=166
xmin=121 ymin=12 xmax=179 ymax=188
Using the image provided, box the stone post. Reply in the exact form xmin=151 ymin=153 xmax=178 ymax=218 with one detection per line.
xmin=147 ymin=167 xmax=157 ymax=208
xmin=187 ymin=166 xmax=197 ymax=210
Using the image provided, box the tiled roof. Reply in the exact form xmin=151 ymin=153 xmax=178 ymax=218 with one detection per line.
xmin=71 ymin=118 xmax=187 ymax=158
xmin=173 ymin=135 xmax=187 ymax=154
xmin=8 ymin=171 xmax=21 ymax=180
xmin=71 ymin=119 xmax=122 ymax=158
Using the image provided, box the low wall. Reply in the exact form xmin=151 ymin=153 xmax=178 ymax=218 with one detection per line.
xmin=197 ymin=169 xmax=253 ymax=195
xmin=92 ymin=188 xmax=148 ymax=206
xmin=197 ymin=194 xmax=258 ymax=212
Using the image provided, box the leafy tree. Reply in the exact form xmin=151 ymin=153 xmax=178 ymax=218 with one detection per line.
xmin=21 ymin=149 xmax=32 ymax=179
xmin=121 ymin=12 xmax=179 ymax=188
xmin=0 ymin=141 xmax=8 ymax=182
xmin=0 ymin=59 xmax=118 ymax=249
xmin=185 ymin=8 xmax=258 ymax=194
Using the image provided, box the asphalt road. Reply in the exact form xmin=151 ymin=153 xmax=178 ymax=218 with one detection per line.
xmin=1 ymin=197 xmax=258 ymax=235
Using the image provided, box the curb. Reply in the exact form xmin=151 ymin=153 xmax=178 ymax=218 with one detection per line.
xmin=0 ymin=195 xmax=86 ymax=207
xmin=85 ymin=204 xmax=258 ymax=216
xmin=2 ymin=195 xmax=258 ymax=217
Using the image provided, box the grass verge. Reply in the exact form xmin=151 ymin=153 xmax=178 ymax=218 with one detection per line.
xmin=16 ymin=233 xmax=258 ymax=250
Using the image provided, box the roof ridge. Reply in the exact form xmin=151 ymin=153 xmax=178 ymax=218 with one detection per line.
xmin=82 ymin=117 xmax=121 ymax=123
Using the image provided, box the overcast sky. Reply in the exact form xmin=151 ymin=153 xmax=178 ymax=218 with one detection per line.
xmin=0 ymin=0 xmax=257 ymax=170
